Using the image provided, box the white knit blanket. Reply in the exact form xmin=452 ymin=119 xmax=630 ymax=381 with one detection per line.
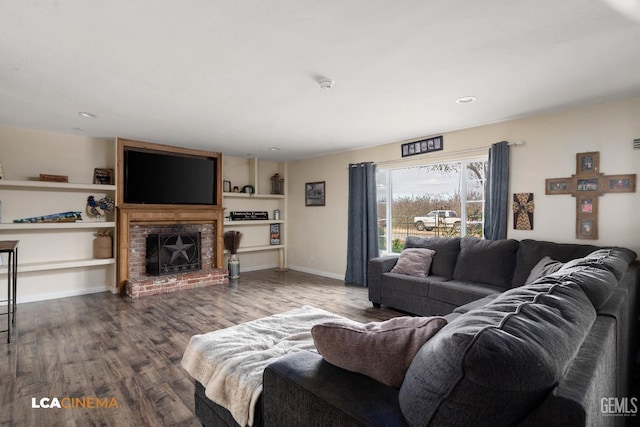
xmin=181 ymin=305 xmax=346 ymax=426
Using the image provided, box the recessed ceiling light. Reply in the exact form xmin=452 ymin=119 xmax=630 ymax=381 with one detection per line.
xmin=455 ymin=96 xmax=477 ymax=104
xmin=269 ymin=147 xmax=280 ymax=151
xmin=78 ymin=112 xmax=96 ymax=118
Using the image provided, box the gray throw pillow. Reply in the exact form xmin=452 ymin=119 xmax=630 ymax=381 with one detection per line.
xmin=404 ymin=236 xmax=461 ymax=277
xmin=524 ymin=256 xmax=564 ymax=285
xmin=390 ymin=248 xmax=436 ymax=278
xmin=312 ymin=316 xmax=447 ymax=389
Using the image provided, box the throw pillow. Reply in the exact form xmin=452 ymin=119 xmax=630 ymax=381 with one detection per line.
xmin=312 ymin=316 xmax=447 ymax=388
xmin=390 ymin=248 xmax=436 ymax=278
xmin=524 ymin=256 xmax=565 ymax=285
xmin=404 ymin=236 xmax=461 ymax=277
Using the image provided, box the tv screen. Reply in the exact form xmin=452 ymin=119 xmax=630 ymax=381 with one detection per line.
xmin=124 ymin=148 xmax=217 ymax=205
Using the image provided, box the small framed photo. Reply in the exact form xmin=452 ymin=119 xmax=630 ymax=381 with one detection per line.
xmin=580 ymin=198 xmax=593 ymax=214
xmin=577 ymin=178 xmax=598 ymax=191
xmin=579 ymin=220 xmax=596 ymax=239
xmin=305 ymin=181 xmax=325 ymax=206
xmin=94 ymin=168 xmax=113 ymax=185
xmin=605 ymin=174 xmax=636 ymax=193
xmin=576 ymin=152 xmax=599 ymax=175
xmin=545 ymin=178 xmax=572 ymax=194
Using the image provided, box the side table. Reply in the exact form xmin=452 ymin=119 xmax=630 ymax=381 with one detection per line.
xmin=0 ymin=240 xmax=19 ymax=343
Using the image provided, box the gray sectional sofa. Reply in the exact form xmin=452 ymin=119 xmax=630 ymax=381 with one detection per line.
xmin=195 ymin=237 xmax=640 ymax=426
xmin=263 ymin=238 xmax=639 ymax=426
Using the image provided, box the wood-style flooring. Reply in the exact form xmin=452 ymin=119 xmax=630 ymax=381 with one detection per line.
xmin=0 ymin=270 xmax=400 ymax=426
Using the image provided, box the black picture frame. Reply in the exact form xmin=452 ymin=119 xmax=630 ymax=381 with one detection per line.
xmin=93 ymin=168 xmax=113 ymax=185
xmin=401 ymin=136 xmax=443 ymax=157
xmin=305 ymin=181 xmax=325 ymax=206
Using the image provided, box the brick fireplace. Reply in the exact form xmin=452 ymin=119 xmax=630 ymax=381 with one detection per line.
xmin=125 ymin=223 xmax=227 ymax=298
xmin=116 ymin=206 xmax=227 ymax=297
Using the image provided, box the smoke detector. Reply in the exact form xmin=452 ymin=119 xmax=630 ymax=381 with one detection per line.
xmin=318 ymin=78 xmax=334 ymax=89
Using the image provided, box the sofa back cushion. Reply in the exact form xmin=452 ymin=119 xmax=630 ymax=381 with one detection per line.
xmin=399 ymin=282 xmax=596 ymax=427
xmin=404 ymin=236 xmax=460 ymax=278
xmin=540 ymin=248 xmax=636 ymax=310
xmin=512 ymin=239 xmax=600 ymax=287
xmin=452 ymin=238 xmax=519 ymax=289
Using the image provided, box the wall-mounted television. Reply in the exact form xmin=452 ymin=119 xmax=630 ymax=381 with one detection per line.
xmin=123 ymin=148 xmax=217 ymax=205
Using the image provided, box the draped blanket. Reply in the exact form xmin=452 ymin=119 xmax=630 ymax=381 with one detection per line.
xmin=181 ymin=305 xmax=346 ymax=426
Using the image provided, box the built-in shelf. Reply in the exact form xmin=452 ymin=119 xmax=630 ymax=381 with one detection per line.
xmin=223 ymin=192 xmax=285 ymax=200
xmin=0 ymin=179 xmax=116 ymax=192
xmin=235 ymin=245 xmax=285 ymax=253
xmin=0 ymin=221 xmax=116 ymax=230
xmin=0 ymin=258 xmax=115 ymax=274
xmin=223 ymin=220 xmax=284 ymax=226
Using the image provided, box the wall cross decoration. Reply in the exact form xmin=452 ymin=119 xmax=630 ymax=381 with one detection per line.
xmin=545 ymin=151 xmax=636 ymax=239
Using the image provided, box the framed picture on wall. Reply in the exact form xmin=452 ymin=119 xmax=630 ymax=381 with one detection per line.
xmin=576 ymin=151 xmax=599 ymax=175
xmin=401 ymin=136 xmax=443 ymax=157
xmin=605 ymin=174 xmax=636 ymax=193
xmin=305 ymin=181 xmax=325 ymax=206
xmin=545 ymin=178 xmax=572 ymax=195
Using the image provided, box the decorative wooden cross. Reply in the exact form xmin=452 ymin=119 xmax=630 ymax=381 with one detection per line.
xmin=545 ymin=151 xmax=636 ymax=239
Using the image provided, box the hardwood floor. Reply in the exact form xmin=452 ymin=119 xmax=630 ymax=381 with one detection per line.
xmin=0 ymin=270 xmax=400 ymax=426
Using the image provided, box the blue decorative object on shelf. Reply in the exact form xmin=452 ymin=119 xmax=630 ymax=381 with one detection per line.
xmin=87 ymin=195 xmax=115 ymax=218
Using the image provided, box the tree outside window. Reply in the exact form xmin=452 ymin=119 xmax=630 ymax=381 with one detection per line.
xmin=376 ymin=158 xmax=487 ymax=253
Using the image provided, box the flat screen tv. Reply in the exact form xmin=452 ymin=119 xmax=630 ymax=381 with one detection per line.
xmin=123 ymin=148 xmax=217 ymax=205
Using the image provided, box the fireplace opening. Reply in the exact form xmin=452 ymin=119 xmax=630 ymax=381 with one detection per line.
xmin=146 ymin=232 xmax=202 ymax=276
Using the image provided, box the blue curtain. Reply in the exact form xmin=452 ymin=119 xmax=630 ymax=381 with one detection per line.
xmin=484 ymin=141 xmax=510 ymax=240
xmin=345 ymin=162 xmax=378 ymax=286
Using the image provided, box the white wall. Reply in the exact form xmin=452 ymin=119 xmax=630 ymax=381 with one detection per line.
xmin=287 ymin=96 xmax=640 ymax=279
xmin=0 ymin=125 xmax=115 ymax=302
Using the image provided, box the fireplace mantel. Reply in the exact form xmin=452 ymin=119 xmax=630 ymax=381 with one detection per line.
xmin=116 ymin=206 xmax=225 ymax=293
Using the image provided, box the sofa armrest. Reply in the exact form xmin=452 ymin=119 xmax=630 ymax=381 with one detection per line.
xmin=263 ymin=351 xmax=409 ymax=427
xmin=368 ymin=255 xmax=399 ymax=305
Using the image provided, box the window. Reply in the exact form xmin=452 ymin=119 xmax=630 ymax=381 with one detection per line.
xmin=376 ymin=158 xmax=488 ymax=253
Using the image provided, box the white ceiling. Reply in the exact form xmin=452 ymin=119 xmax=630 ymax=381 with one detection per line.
xmin=1 ymin=1 xmax=640 ymax=161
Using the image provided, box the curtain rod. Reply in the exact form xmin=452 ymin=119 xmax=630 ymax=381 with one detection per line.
xmin=373 ymin=140 xmax=524 ymax=167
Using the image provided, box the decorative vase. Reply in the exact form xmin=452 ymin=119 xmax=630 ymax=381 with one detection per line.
xmin=228 ymin=253 xmax=240 ymax=279
xmin=94 ymin=234 xmax=113 ymax=259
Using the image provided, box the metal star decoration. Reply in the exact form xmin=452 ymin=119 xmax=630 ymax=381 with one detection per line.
xmin=164 ymin=235 xmax=194 ymax=263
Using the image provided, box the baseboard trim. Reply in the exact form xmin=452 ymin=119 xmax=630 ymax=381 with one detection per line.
xmin=287 ymin=265 xmax=345 ymax=281
xmin=240 ymin=263 xmax=278 ymax=273
xmin=5 ymin=286 xmax=111 ymax=305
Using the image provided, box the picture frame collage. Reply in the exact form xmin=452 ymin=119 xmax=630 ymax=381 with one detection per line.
xmin=401 ymin=135 xmax=443 ymax=158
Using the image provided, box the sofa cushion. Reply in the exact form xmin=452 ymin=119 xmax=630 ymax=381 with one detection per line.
xmin=570 ymin=248 xmax=637 ymax=281
xmin=452 ymin=238 xmax=519 ymax=289
xmin=312 ymin=316 xmax=447 ymax=389
xmin=381 ymin=273 xmax=433 ymax=297
xmin=399 ymin=281 xmax=596 ymax=427
xmin=525 ymin=256 xmax=564 ymax=285
xmin=404 ymin=236 xmax=460 ymax=278
xmin=389 ymin=248 xmax=436 ymax=278
xmin=512 ymin=239 xmax=600 ymax=287
xmin=428 ymin=280 xmax=503 ymax=307
xmin=538 ymin=248 xmax=635 ymax=310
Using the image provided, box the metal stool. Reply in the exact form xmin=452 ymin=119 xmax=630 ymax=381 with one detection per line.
xmin=0 ymin=240 xmax=19 ymax=343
